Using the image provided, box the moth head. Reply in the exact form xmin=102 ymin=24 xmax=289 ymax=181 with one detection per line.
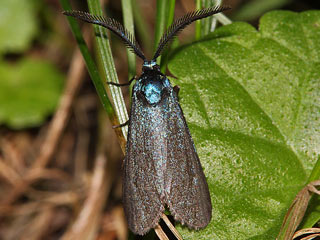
xmin=142 ymin=60 xmax=160 ymax=72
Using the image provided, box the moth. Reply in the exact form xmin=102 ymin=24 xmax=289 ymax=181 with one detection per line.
xmin=64 ymin=5 xmax=230 ymax=235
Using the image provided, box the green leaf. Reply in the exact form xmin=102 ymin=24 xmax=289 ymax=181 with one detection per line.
xmin=232 ymin=0 xmax=292 ymax=21
xmin=168 ymin=10 xmax=320 ymax=239
xmin=0 ymin=0 xmax=39 ymax=54
xmin=0 ymin=58 xmax=64 ymax=129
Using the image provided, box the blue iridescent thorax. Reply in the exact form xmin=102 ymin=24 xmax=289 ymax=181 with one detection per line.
xmin=135 ymin=61 xmax=171 ymax=105
xmin=143 ymin=80 xmax=163 ymax=104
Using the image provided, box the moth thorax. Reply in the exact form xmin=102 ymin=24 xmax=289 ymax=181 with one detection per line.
xmin=142 ymin=80 xmax=164 ymax=105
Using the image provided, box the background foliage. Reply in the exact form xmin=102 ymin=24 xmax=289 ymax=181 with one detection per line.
xmin=169 ymin=10 xmax=320 ymax=239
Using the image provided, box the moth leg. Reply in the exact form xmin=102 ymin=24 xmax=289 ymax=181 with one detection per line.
xmin=112 ymin=120 xmax=129 ymax=129
xmin=107 ymin=76 xmax=137 ymax=87
xmin=173 ymin=85 xmax=180 ymax=95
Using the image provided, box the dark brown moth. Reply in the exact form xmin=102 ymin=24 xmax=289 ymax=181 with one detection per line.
xmin=64 ymin=5 xmax=230 ymax=235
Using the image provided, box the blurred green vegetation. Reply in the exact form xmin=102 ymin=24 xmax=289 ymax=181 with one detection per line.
xmin=0 ymin=59 xmax=64 ymax=128
xmin=0 ymin=0 xmax=39 ymax=54
xmin=0 ymin=0 xmax=64 ymax=129
xmin=233 ymin=0 xmax=293 ymax=21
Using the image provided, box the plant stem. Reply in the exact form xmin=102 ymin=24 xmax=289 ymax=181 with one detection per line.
xmin=122 ymin=0 xmax=136 ymax=80
xmin=87 ymin=0 xmax=129 ymax=143
xmin=154 ymin=0 xmax=169 ymax=64
xmin=60 ymin=0 xmax=114 ymax=118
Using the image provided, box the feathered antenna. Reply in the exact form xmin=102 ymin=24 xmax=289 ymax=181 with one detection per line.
xmin=152 ymin=6 xmax=231 ymax=61
xmin=63 ymin=10 xmax=147 ymax=61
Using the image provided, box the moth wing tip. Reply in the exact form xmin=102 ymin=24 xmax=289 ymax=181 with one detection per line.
xmin=167 ymin=202 xmax=212 ymax=230
xmin=129 ymin=206 xmax=165 ymax=235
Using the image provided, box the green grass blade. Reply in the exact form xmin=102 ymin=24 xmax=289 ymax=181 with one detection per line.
xmin=160 ymin=0 xmax=176 ymax=72
xmin=132 ymin=0 xmax=153 ymax=56
xmin=195 ymin=0 xmax=202 ymax=40
xmin=87 ymin=0 xmax=129 ymax=140
xmin=154 ymin=0 xmax=170 ymax=64
xmin=121 ymin=0 xmax=136 ymax=80
xmin=60 ymin=0 xmax=114 ymax=118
